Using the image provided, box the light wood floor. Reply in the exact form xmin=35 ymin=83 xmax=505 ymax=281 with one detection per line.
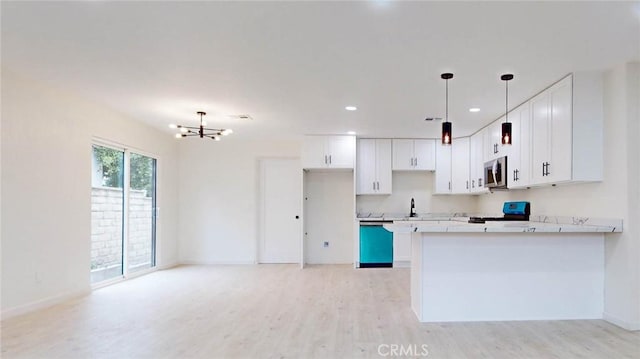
xmin=2 ymin=265 xmax=639 ymax=358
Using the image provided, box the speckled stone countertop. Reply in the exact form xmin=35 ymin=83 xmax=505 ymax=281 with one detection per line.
xmin=382 ymin=215 xmax=622 ymax=233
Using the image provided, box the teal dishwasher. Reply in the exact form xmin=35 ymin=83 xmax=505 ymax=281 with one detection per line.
xmin=359 ymin=222 xmax=393 ymax=268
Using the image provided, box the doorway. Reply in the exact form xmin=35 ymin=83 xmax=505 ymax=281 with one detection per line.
xmin=258 ymin=158 xmax=302 ymax=263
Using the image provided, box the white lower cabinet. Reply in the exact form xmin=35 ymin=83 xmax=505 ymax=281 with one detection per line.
xmin=356 ymin=139 xmax=392 ymax=195
xmin=435 ymin=144 xmax=452 ymax=194
xmin=393 ymin=232 xmax=411 ymax=266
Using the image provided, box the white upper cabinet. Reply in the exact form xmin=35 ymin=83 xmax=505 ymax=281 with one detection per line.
xmin=451 ymin=137 xmax=470 ymax=194
xmin=392 ymin=139 xmax=435 ymax=171
xmin=507 ymin=102 xmax=532 ymax=189
xmin=434 ymin=144 xmax=452 ymax=194
xmin=356 ymin=139 xmax=392 ymax=195
xmin=302 ymin=135 xmax=356 ymax=169
xmin=528 ymin=73 xmax=603 ymax=186
xmin=469 ymin=129 xmax=489 ymax=193
xmin=485 ymin=119 xmax=507 ymax=160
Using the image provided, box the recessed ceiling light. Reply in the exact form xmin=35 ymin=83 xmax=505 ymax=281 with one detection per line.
xmin=345 ymin=106 xmax=357 ymax=111
xmin=347 ymin=131 xmax=356 ymax=135
xmin=469 ymin=108 xmax=481 ymax=113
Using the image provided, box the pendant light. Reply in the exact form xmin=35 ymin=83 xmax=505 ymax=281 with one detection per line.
xmin=501 ymin=74 xmax=514 ymax=145
xmin=441 ymin=73 xmax=454 ymax=145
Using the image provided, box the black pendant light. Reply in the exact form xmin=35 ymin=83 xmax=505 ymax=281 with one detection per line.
xmin=441 ymin=73 xmax=454 ymax=145
xmin=501 ymin=74 xmax=514 ymax=145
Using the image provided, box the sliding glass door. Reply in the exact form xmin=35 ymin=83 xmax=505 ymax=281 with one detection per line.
xmin=128 ymin=153 xmax=157 ymax=273
xmin=91 ymin=144 xmax=157 ymax=284
xmin=91 ymin=145 xmax=125 ymax=283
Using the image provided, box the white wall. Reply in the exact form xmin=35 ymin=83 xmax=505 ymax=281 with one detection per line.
xmin=177 ymin=139 xmax=300 ymax=264
xmin=477 ymin=63 xmax=640 ymax=330
xmin=357 ymin=172 xmax=478 ymax=215
xmin=304 ymin=171 xmax=354 ymax=264
xmin=1 ymin=71 xmax=179 ymax=318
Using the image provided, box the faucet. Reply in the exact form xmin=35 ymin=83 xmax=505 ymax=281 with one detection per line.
xmin=410 ymin=198 xmax=417 ymax=217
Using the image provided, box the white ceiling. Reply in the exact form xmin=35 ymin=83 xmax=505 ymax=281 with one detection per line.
xmin=2 ymin=1 xmax=639 ymax=140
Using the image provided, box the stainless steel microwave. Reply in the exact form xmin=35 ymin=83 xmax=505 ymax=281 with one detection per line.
xmin=485 ymin=156 xmax=507 ymax=189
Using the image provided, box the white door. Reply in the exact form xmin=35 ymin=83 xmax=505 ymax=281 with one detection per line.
xmin=259 ymin=158 xmax=302 ymax=263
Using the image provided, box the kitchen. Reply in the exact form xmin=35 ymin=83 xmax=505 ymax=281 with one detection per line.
xmin=2 ymin=2 xmax=638 ymax=357
xmin=298 ymin=69 xmax=636 ymax=329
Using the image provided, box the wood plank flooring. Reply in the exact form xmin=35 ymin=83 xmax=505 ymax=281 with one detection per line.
xmin=2 ymin=264 xmax=639 ymax=358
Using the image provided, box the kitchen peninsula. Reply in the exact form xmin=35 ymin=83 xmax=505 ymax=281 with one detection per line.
xmin=384 ymin=216 xmax=623 ymax=323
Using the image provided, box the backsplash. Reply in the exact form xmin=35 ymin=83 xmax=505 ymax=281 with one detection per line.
xmin=356 ymin=172 xmax=478 ymax=215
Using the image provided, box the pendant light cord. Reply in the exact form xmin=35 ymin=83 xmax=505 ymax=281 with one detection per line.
xmin=445 ymin=78 xmax=449 ymax=123
xmin=505 ymin=79 xmax=508 ymax=123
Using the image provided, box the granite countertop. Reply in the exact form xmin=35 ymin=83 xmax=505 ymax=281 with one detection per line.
xmin=383 ymin=215 xmax=623 ymax=233
xmin=356 ymin=212 xmax=469 ymax=221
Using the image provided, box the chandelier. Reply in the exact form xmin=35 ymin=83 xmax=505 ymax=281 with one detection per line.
xmin=169 ymin=111 xmax=233 ymax=141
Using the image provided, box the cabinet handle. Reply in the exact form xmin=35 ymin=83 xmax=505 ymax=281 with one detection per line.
xmin=373 ymin=182 xmax=376 ymax=191
xmin=466 ymin=181 xmax=469 ymax=189
xmin=324 ymin=155 xmax=327 ymax=164
xmin=513 ymin=170 xmax=516 ymax=182
xmin=516 ymin=169 xmax=520 ymax=181
xmin=472 ymin=179 xmax=475 ymax=188
xmin=376 ymin=182 xmax=379 ymax=190
xmin=542 ymin=162 xmax=545 ymax=176
xmin=329 ymin=155 xmax=332 ymax=164
xmin=414 ymin=157 xmax=418 ymax=167
xmin=448 ymin=181 xmax=451 ymax=191
xmin=545 ymin=162 xmax=550 ymax=176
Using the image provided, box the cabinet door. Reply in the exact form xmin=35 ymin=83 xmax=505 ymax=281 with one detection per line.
xmin=508 ymin=102 xmax=531 ymax=188
xmin=301 ymin=136 xmax=328 ymax=169
xmin=469 ymin=132 xmax=486 ymax=193
xmin=451 ymin=137 xmax=470 ymax=193
xmin=435 ymin=145 xmax=452 ymax=194
xmin=392 ymin=139 xmax=415 ymax=170
xmin=413 ymin=139 xmax=436 ymax=170
xmin=393 ymin=232 xmax=411 ymax=263
xmin=375 ymin=139 xmax=393 ymax=194
xmin=488 ymin=119 xmax=504 ymax=159
xmin=530 ymin=92 xmax=551 ymax=184
xmin=327 ymin=136 xmax=355 ymax=168
xmin=518 ymin=102 xmax=531 ymax=187
xmin=356 ymin=139 xmax=377 ymax=194
xmin=549 ymin=78 xmax=573 ymax=183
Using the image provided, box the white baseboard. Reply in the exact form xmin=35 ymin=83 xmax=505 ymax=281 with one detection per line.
xmin=179 ymin=259 xmax=257 ymax=265
xmin=157 ymin=261 xmax=180 ymax=270
xmin=1 ymin=288 xmax=90 ymax=321
xmin=603 ymin=312 xmax=640 ymax=331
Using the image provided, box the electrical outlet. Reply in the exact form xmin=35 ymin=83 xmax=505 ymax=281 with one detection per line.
xmin=323 ymin=241 xmax=329 ymax=247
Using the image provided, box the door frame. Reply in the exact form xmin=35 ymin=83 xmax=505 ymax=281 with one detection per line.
xmin=91 ymin=137 xmax=161 ymax=288
xmin=256 ymin=157 xmax=303 ymax=265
